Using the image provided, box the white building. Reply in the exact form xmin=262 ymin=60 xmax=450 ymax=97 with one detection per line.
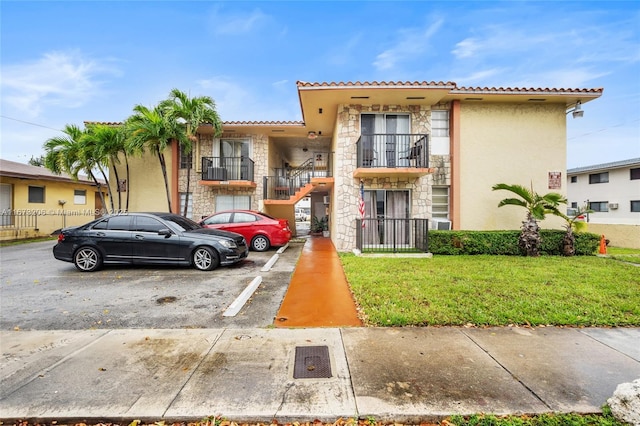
xmin=567 ymin=158 xmax=640 ymax=225
xmin=566 ymin=158 xmax=640 ymax=248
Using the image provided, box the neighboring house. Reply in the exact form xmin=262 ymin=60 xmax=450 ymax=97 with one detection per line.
xmin=109 ymin=80 xmax=603 ymax=252
xmin=567 ymin=158 xmax=640 ymax=248
xmin=0 ymin=159 xmax=106 ymax=240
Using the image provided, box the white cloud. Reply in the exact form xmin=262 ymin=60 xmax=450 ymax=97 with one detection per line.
xmin=208 ymin=6 xmax=268 ymax=35
xmin=373 ymin=18 xmax=444 ymax=71
xmin=1 ymin=50 xmax=120 ymax=118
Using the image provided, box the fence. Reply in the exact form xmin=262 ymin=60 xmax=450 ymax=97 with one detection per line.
xmin=355 ymin=218 xmax=429 ymax=253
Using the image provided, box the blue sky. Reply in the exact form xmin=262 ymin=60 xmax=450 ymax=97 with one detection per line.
xmin=1 ymin=1 xmax=639 ymax=169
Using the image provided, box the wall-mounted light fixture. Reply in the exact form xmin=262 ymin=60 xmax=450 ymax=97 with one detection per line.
xmin=567 ymin=100 xmax=584 ymax=118
xmin=308 ymin=131 xmax=318 ymax=140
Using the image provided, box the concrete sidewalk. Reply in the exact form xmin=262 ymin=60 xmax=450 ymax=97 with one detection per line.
xmin=1 ymin=326 xmax=639 ymax=423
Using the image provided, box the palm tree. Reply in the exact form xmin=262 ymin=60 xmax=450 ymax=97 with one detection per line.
xmin=78 ymin=127 xmax=116 ymax=212
xmin=557 ymin=205 xmax=592 ymax=256
xmin=492 ymin=183 xmax=567 ymax=257
xmin=85 ymin=124 xmax=130 ymax=211
xmin=125 ymin=104 xmax=188 ymax=212
xmin=43 ymin=124 xmax=108 ymax=212
xmin=160 ymin=89 xmax=223 ymax=217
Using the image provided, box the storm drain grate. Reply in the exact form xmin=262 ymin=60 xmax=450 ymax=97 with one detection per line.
xmin=293 ymin=345 xmax=332 ymax=379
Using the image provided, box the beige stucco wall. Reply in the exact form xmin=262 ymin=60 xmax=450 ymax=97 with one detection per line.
xmin=111 ymin=152 xmax=173 ymax=213
xmin=0 ymin=177 xmax=103 ymax=240
xmin=458 ymin=102 xmax=567 ymax=231
xmin=583 ymin=223 xmax=640 ymax=249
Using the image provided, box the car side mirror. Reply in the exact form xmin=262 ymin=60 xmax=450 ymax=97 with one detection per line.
xmin=158 ymin=228 xmax=173 ymax=238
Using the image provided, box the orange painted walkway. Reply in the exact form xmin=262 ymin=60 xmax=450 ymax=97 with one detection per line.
xmin=274 ymin=236 xmax=363 ymax=327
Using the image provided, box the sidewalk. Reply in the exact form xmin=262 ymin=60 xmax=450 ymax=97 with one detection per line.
xmin=1 ymin=237 xmax=640 ymax=423
xmin=1 ymin=326 xmax=639 ymax=423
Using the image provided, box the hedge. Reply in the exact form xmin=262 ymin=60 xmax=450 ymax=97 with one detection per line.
xmin=428 ymin=230 xmax=600 ymax=256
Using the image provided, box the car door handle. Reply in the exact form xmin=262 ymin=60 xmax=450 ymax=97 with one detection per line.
xmin=96 ymin=232 xmax=106 ymax=237
xmin=135 ymin=234 xmax=145 ymax=240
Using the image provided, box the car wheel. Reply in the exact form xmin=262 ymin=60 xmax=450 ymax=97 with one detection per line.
xmin=74 ymin=246 xmax=102 ymax=272
xmin=193 ymin=246 xmax=220 ymax=271
xmin=251 ymin=235 xmax=270 ymax=252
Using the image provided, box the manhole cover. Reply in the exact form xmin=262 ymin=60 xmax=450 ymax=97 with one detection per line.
xmin=293 ymin=345 xmax=332 ymax=379
xmin=156 ymin=296 xmax=177 ymax=304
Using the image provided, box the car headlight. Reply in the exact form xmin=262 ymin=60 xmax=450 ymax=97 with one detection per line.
xmin=219 ymin=239 xmax=238 ymax=249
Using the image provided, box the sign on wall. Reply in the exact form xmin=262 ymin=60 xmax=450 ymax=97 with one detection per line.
xmin=548 ymin=172 xmax=562 ymax=189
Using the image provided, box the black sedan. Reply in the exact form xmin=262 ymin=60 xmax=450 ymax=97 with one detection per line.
xmin=53 ymin=212 xmax=249 ymax=272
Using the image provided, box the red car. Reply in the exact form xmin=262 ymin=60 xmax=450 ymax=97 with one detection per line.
xmin=199 ymin=210 xmax=292 ymax=252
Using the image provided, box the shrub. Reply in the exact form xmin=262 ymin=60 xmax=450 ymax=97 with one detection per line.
xmin=428 ymin=230 xmax=599 ymax=256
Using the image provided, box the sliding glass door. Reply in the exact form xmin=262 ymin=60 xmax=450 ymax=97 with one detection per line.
xmin=363 ymin=190 xmax=410 ymax=246
xmin=361 ymin=114 xmax=410 ymax=167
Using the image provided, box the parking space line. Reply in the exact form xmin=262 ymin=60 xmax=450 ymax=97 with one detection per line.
xmin=223 ymin=276 xmax=263 ymax=317
xmin=261 ymin=254 xmax=279 ymax=272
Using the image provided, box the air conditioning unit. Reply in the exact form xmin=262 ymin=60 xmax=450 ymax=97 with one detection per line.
xmin=431 ymin=218 xmax=452 ymax=230
xmin=608 ymin=203 xmax=619 ymax=209
xmin=323 ymin=195 xmax=330 ymax=204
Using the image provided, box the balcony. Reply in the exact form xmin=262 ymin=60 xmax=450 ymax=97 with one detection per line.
xmin=355 ymin=134 xmax=432 ymax=178
xmin=200 ymin=156 xmax=256 ymax=188
xmin=355 ymin=218 xmax=430 ymax=253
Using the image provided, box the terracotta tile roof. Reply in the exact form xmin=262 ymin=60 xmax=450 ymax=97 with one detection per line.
xmin=224 ymin=120 xmax=304 ymax=126
xmin=451 ymin=86 xmax=604 ymax=94
xmin=297 ymin=80 xmax=456 ymax=88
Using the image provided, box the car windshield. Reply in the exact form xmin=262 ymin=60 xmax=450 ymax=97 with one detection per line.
xmin=160 ymin=214 xmax=202 ymax=232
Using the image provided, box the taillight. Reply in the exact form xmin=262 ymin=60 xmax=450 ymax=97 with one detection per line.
xmin=57 ymin=233 xmax=65 ymax=242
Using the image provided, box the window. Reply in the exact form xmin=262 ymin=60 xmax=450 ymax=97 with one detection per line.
xmin=570 ymin=176 xmax=577 ymax=183
xmin=179 ymin=193 xmax=193 ymax=218
xmin=74 ymin=189 xmax=86 ymax=205
xmin=432 ymin=186 xmax=449 ymax=219
xmin=216 ymin=195 xmax=250 ymax=212
xmin=431 ymin=110 xmax=449 ymax=137
xmin=233 ymin=212 xmax=258 ymax=223
xmin=431 ymin=110 xmax=450 ymax=155
xmin=631 ymin=168 xmax=640 ymax=180
xmin=133 ymin=216 xmax=165 ymax=233
xmin=589 ymin=201 xmax=608 ymax=212
xmin=180 ymin=147 xmax=193 ymax=169
xmin=28 ymin=186 xmax=45 ymax=203
xmin=631 ymin=200 xmax=640 ymax=213
xmin=589 ymin=172 xmax=609 ymax=184
xmin=571 ymin=202 xmax=578 ymax=208
xmin=92 ymin=216 xmax=131 ymax=230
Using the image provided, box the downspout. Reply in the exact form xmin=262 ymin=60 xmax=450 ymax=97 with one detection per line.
xmin=171 ymin=141 xmax=179 ymax=214
xmin=450 ymin=100 xmax=461 ymax=230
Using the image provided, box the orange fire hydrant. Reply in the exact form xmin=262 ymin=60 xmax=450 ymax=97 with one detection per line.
xmin=599 ymin=234 xmax=607 ymax=255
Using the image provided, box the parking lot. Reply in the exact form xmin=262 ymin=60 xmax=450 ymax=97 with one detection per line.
xmin=0 ymin=239 xmax=305 ymax=330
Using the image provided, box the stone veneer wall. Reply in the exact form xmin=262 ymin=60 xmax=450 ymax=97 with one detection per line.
xmin=178 ymin=132 xmax=269 ymax=220
xmin=332 ymin=104 xmax=451 ymax=252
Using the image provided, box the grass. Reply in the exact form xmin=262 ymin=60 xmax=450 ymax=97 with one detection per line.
xmin=0 ymin=236 xmax=57 ymax=247
xmin=607 ymin=246 xmax=640 ymax=265
xmin=340 ymin=252 xmax=640 ymax=327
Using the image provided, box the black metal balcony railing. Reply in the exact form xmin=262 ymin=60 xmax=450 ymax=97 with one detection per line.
xmin=356 ymin=218 xmax=429 ymax=253
xmin=356 ymin=134 xmax=429 ymax=169
xmin=264 ymin=152 xmax=332 ymax=200
xmin=201 ymin=156 xmax=255 ymax=181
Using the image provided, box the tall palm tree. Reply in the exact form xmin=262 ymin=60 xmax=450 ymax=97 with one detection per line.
xmin=160 ymin=89 xmax=223 ymax=217
xmin=43 ymin=124 xmax=108 ymax=212
xmin=86 ymin=124 xmax=130 ymax=211
xmin=78 ymin=127 xmax=115 ymax=212
xmin=492 ymin=183 xmax=566 ymax=257
xmin=125 ymin=104 xmax=188 ymax=212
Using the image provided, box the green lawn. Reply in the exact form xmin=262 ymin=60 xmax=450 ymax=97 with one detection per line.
xmin=339 ymin=253 xmax=640 ymax=327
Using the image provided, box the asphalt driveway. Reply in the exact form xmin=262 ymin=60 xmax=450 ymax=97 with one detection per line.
xmin=0 ymin=239 xmax=303 ymax=330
